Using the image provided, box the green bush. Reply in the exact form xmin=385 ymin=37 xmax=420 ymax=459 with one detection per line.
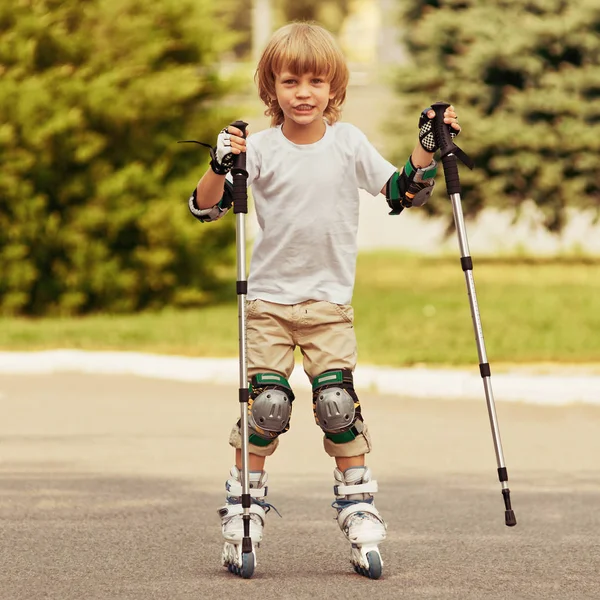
xmin=0 ymin=0 xmax=239 ymax=315
xmin=392 ymin=0 xmax=600 ymax=230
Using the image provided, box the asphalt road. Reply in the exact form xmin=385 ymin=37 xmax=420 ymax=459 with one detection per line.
xmin=1 ymin=374 xmax=599 ymax=599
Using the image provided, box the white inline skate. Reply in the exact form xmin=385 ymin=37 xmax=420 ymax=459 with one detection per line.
xmin=333 ymin=466 xmax=387 ymax=579
xmin=218 ymin=465 xmax=276 ymax=578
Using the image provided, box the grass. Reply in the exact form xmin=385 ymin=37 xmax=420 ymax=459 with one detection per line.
xmin=1 ymin=254 xmax=599 ymax=367
xmin=352 ymin=253 xmax=600 ymax=366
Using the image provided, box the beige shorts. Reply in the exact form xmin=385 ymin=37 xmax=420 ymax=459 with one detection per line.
xmin=228 ymin=299 xmax=372 ymax=458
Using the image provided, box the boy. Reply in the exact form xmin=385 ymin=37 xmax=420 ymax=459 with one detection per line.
xmin=189 ymin=22 xmax=460 ymax=578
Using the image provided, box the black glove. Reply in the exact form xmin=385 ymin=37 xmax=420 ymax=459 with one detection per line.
xmin=209 ymin=127 xmax=235 ymax=175
xmin=418 ymin=107 xmax=459 ymax=153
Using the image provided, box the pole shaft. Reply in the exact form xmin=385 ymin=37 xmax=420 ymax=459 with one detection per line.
xmin=236 ymin=212 xmax=250 ymax=492
xmin=432 ymin=113 xmax=516 ymax=524
xmin=448 ymin=189 xmax=508 ymax=478
xmin=230 ymin=120 xmax=253 ymax=547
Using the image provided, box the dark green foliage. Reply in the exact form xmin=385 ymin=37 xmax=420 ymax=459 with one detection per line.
xmin=393 ymin=0 xmax=600 ymax=230
xmin=0 ymin=0 xmax=239 ymax=315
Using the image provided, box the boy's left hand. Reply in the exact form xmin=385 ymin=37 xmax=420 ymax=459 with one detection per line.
xmin=418 ymin=105 xmax=461 ymax=153
xmin=426 ymin=105 xmax=460 ymax=134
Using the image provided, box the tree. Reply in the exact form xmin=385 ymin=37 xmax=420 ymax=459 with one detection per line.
xmin=219 ymin=0 xmax=352 ymax=60
xmin=392 ymin=0 xmax=600 ymax=230
xmin=277 ymin=0 xmax=351 ymax=30
xmin=0 ymin=0 xmax=239 ymax=315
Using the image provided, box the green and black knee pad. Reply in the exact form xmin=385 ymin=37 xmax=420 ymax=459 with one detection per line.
xmin=312 ymin=369 xmax=364 ymax=444
xmin=240 ymin=373 xmax=295 ymax=448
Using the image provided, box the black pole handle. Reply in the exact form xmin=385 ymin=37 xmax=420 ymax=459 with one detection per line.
xmin=430 ymin=103 xmax=460 ymax=195
xmin=230 ymin=120 xmax=247 ymax=171
xmin=430 ymin=102 xmax=474 ymax=195
xmin=430 ymin=102 xmax=455 ymax=159
xmin=230 ymin=120 xmax=248 ymax=214
xmin=430 ymin=102 xmax=474 ymax=171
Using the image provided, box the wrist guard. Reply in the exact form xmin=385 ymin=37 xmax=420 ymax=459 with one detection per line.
xmin=188 ymin=179 xmax=234 ymax=223
xmin=386 ymin=157 xmax=437 ymax=215
xmin=418 ymin=106 xmax=458 ymax=153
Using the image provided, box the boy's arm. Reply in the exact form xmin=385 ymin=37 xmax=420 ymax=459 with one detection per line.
xmin=379 ymin=144 xmax=434 ymax=195
xmin=381 ymin=105 xmax=461 ymax=211
xmin=410 ymin=144 xmax=437 ymax=169
xmin=195 ymin=169 xmax=228 ymax=209
xmin=188 ymin=124 xmax=247 ymax=220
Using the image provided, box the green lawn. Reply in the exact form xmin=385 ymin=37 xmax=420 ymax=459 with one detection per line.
xmin=1 ymin=254 xmax=599 ymax=366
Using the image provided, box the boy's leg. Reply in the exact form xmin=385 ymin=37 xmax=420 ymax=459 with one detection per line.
xmin=235 ymin=449 xmax=266 ymax=471
xmin=296 ymin=300 xmax=371 ymax=457
xmin=228 ymin=299 xmax=297 ymax=459
xmin=297 ymin=300 xmax=386 ymax=579
xmin=220 ymin=299 xmax=295 ymax=572
xmin=336 ymin=455 xmax=365 ymax=470
xmin=332 ymin=463 xmax=386 ymax=578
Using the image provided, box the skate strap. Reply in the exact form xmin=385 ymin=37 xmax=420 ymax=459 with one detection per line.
xmin=223 ymin=497 xmax=282 ymax=518
xmin=226 ymin=480 xmax=268 ymax=498
xmin=221 ymin=502 xmax=266 ymax=519
xmin=333 ymin=480 xmax=378 ymax=497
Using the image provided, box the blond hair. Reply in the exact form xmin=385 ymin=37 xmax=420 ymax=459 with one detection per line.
xmin=255 ymin=23 xmax=349 ymax=126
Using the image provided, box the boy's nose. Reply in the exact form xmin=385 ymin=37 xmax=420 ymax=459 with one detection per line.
xmin=296 ymin=85 xmax=310 ymax=98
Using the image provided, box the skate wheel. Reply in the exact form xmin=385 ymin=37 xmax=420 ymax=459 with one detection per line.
xmin=240 ymin=551 xmax=255 ymax=579
xmin=366 ymin=551 xmax=382 ymax=580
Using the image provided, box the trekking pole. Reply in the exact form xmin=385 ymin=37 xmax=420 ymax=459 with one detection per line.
xmin=229 ymin=120 xmax=257 ymax=574
xmin=430 ymin=102 xmax=517 ymax=527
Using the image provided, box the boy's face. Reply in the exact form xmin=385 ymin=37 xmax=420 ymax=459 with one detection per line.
xmin=273 ymin=70 xmax=335 ymax=127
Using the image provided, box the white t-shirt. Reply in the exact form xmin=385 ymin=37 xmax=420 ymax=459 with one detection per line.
xmin=241 ymin=122 xmax=396 ymax=305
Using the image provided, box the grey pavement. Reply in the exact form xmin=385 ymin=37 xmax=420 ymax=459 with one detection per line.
xmin=1 ymin=374 xmax=599 ymax=600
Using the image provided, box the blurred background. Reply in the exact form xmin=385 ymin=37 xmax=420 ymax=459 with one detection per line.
xmin=1 ymin=0 xmax=599 ymax=367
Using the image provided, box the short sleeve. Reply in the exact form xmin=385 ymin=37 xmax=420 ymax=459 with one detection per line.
xmin=246 ymin=136 xmax=260 ymax=187
xmin=354 ymin=128 xmax=397 ymax=196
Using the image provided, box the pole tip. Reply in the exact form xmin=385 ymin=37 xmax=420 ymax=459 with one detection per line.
xmin=505 ymin=510 xmax=517 ymax=527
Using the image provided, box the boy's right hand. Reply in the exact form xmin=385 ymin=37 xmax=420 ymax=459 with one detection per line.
xmin=212 ymin=124 xmax=248 ymax=175
xmin=225 ymin=123 xmax=248 ymax=155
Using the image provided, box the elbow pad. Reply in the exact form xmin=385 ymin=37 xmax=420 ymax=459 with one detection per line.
xmin=188 ymin=179 xmax=234 ymax=223
xmin=386 ymin=157 xmax=437 ymax=215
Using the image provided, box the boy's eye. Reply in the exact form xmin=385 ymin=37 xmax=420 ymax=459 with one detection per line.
xmin=312 ymin=78 xmax=323 ymax=84
xmin=282 ymin=79 xmax=296 ymax=84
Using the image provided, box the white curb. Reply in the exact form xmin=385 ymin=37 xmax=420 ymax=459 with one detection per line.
xmin=0 ymin=350 xmax=598 ymax=406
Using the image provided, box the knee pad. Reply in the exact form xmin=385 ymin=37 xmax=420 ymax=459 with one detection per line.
xmin=246 ymin=373 xmax=295 ymax=448
xmin=312 ymin=370 xmax=364 ymax=444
